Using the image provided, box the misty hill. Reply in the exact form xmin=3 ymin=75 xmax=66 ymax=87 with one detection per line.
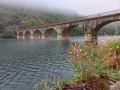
xmin=0 ymin=5 xmax=79 ymax=28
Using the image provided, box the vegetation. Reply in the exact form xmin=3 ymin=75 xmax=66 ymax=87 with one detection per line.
xmin=33 ymin=39 xmax=120 ymax=90
xmin=65 ymin=39 xmax=120 ymax=89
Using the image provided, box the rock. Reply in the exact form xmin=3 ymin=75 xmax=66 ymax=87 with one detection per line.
xmin=110 ymin=81 xmax=120 ymax=90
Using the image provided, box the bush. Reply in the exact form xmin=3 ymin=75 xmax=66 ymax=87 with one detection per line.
xmin=66 ymin=39 xmax=120 ymax=81
xmin=0 ymin=31 xmax=14 ymax=38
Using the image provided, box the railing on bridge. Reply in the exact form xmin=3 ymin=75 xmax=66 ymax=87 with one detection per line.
xmin=15 ymin=9 xmax=120 ymax=31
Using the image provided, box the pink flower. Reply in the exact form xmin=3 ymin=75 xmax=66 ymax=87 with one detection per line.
xmin=69 ymin=39 xmax=72 ymax=42
xmin=108 ymin=52 xmax=111 ymax=56
xmin=107 ymin=57 xmax=110 ymax=61
xmin=82 ymin=60 xmax=84 ymax=63
xmin=66 ymin=48 xmax=69 ymax=52
xmin=85 ymin=52 xmax=87 ymax=55
xmin=80 ymin=56 xmax=82 ymax=58
xmin=113 ymin=55 xmax=117 ymax=59
xmin=97 ymin=54 xmax=100 ymax=56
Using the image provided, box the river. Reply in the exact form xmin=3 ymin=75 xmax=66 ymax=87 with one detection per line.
xmin=0 ymin=36 xmax=120 ymax=90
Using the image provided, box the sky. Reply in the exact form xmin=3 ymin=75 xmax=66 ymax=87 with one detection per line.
xmin=0 ymin=0 xmax=120 ymax=15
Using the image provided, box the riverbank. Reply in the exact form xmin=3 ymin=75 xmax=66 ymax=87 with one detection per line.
xmin=64 ymin=39 xmax=120 ymax=90
xmin=33 ymin=39 xmax=120 ymax=90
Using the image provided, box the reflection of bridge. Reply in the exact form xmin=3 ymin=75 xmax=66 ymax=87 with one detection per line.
xmin=14 ymin=9 xmax=120 ymax=43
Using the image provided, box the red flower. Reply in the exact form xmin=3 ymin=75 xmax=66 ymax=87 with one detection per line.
xmin=73 ymin=56 xmax=77 ymax=59
xmin=99 ymin=68 xmax=100 ymax=71
xmin=112 ymin=61 xmax=115 ymax=63
xmin=75 ymin=51 xmax=78 ymax=54
xmin=102 ymin=56 xmax=104 ymax=58
xmin=107 ymin=57 xmax=110 ymax=61
xmin=97 ymin=54 xmax=100 ymax=56
xmin=66 ymin=48 xmax=69 ymax=52
xmin=110 ymin=63 xmax=114 ymax=67
xmin=104 ymin=63 xmax=107 ymax=66
xmin=80 ymin=56 xmax=82 ymax=58
xmin=82 ymin=60 xmax=84 ymax=62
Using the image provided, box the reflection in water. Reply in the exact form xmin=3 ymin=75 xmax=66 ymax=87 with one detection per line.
xmin=0 ymin=36 xmax=120 ymax=90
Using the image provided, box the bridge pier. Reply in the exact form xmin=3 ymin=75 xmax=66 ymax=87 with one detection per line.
xmin=57 ymin=34 xmax=69 ymax=40
xmin=17 ymin=35 xmax=20 ymax=39
xmin=30 ymin=34 xmax=34 ymax=39
xmin=57 ymin=34 xmax=63 ymax=40
xmin=85 ymin=32 xmax=94 ymax=44
xmin=41 ymin=34 xmax=46 ymax=39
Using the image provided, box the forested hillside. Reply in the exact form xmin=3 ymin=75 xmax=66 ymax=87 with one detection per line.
xmin=0 ymin=4 xmax=78 ymax=38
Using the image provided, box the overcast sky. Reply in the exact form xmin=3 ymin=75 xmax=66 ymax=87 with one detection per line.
xmin=0 ymin=0 xmax=120 ymax=15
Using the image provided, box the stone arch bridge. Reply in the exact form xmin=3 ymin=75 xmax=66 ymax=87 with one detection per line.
xmin=14 ymin=9 xmax=120 ymax=43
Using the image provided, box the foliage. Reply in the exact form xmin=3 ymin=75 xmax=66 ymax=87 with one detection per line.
xmin=0 ymin=30 xmax=13 ymax=38
xmin=69 ymin=27 xmax=84 ymax=36
xmin=0 ymin=22 xmax=6 ymax=33
xmin=33 ymin=72 xmax=66 ymax=90
xmin=66 ymin=39 xmax=120 ymax=81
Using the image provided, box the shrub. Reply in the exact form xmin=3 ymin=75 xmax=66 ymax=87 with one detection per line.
xmin=67 ymin=39 xmax=120 ymax=81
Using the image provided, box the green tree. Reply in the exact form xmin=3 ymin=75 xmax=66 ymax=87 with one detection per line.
xmin=0 ymin=22 xmax=6 ymax=33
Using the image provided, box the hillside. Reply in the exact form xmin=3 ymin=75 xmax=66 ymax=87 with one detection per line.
xmin=0 ymin=5 xmax=78 ymax=28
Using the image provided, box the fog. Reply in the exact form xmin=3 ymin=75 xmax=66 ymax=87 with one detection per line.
xmin=0 ymin=0 xmax=120 ymax=15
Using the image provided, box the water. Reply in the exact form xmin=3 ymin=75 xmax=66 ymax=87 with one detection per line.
xmin=0 ymin=36 xmax=120 ymax=90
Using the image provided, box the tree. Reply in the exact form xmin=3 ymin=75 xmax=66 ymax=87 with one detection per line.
xmin=0 ymin=22 xmax=6 ymax=33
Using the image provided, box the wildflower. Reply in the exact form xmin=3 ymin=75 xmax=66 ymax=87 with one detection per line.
xmin=89 ymin=59 xmax=91 ymax=64
xmin=104 ymin=63 xmax=107 ymax=66
xmin=112 ymin=61 xmax=115 ymax=64
xmin=107 ymin=57 xmax=110 ymax=61
xmin=85 ymin=52 xmax=87 ymax=55
xmin=66 ymin=48 xmax=69 ymax=52
xmin=108 ymin=52 xmax=111 ymax=56
xmin=80 ymin=56 xmax=82 ymax=58
xmin=97 ymin=54 xmax=100 ymax=56
xmin=69 ymin=39 xmax=72 ymax=42
xmin=82 ymin=60 xmax=84 ymax=63
xmin=110 ymin=63 xmax=114 ymax=67
xmin=73 ymin=56 xmax=77 ymax=59
xmin=33 ymin=81 xmax=38 ymax=85
xmin=102 ymin=56 xmax=104 ymax=58
xmin=113 ymin=55 xmax=117 ymax=59
xmin=99 ymin=68 xmax=100 ymax=71
xmin=75 ymin=51 xmax=78 ymax=54
xmin=41 ymin=74 xmax=44 ymax=79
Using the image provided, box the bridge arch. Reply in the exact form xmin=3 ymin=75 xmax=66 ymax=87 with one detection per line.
xmin=19 ymin=32 xmax=24 ymax=39
xmin=44 ymin=28 xmax=58 ymax=39
xmin=33 ymin=30 xmax=41 ymax=39
xmin=93 ymin=19 xmax=120 ymax=33
xmin=61 ymin=25 xmax=84 ymax=40
xmin=24 ymin=31 xmax=31 ymax=39
xmin=92 ymin=19 xmax=120 ymax=42
xmin=13 ymin=31 xmax=17 ymax=38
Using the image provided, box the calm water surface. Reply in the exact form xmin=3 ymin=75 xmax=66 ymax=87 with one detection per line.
xmin=0 ymin=36 xmax=120 ymax=90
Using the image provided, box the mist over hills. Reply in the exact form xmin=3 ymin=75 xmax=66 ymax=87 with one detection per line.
xmin=0 ymin=4 xmax=79 ymax=26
